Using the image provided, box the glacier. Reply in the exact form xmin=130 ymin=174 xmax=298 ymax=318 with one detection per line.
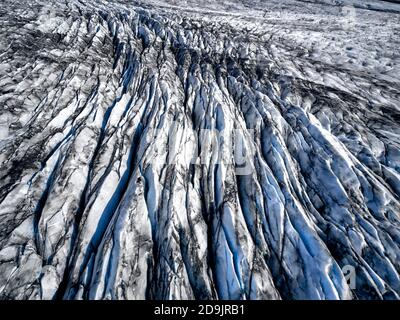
xmin=0 ymin=0 xmax=400 ymax=300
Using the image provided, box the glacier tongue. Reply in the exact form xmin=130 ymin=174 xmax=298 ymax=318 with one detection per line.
xmin=0 ymin=0 xmax=400 ymax=300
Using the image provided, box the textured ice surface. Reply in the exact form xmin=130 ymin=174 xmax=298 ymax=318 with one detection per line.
xmin=0 ymin=0 xmax=399 ymax=300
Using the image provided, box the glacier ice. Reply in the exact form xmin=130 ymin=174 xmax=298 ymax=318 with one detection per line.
xmin=0 ymin=0 xmax=400 ymax=300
